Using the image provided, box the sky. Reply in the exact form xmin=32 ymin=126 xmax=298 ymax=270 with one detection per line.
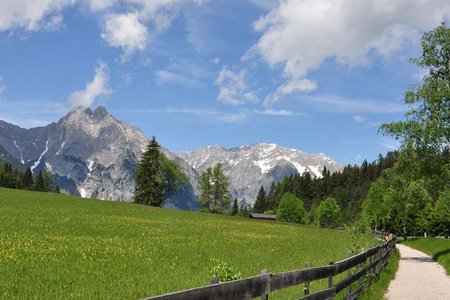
xmin=0 ymin=0 xmax=449 ymax=165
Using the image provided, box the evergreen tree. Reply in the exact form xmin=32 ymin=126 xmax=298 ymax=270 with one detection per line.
xmin=211 ymin=163 xmax=229 ymax=209
xmin=198 ymin=163 xmax=230 ymax=213
xmin=198 ymin=167 xmax=213 ymax=211
xmin=232 ymin=197 xmax=239 ymax=216
xmin=22 ymin=167 xmax=33 ymax=189
xmin=134 ymin=137 xmax=162 ymax=205
xmin=253 ymin=185 xmax=266 ymax=213
xmin=34 ymin=171 xmax=45 ymax=191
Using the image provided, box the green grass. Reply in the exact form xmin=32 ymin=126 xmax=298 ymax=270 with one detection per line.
xmin=358 ymin=248 xmax=400 ymax=300
xmin=0 ymin=188 xmax=375 ymax=299
xmin=403 ymin=238 xmax=450 ymax=275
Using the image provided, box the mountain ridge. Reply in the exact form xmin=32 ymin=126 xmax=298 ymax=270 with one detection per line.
xmin=0 ymin=106 xmax=343 ymax=208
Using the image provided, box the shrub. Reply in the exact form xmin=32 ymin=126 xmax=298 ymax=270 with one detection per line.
xmin=210 ymin=259 xmax=242 ymax=282
xmin=318 ymin=197 xmax=341 ymax=228
xmin=276 ymin=193 xmax=307 ymax=224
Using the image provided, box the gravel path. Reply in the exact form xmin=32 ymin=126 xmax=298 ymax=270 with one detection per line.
xmin=384 ymin=243 xmax=450 ymax=300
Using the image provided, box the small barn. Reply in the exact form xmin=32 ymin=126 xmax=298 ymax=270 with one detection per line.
xmin=249 ymin=213 xmax=277 ymax=221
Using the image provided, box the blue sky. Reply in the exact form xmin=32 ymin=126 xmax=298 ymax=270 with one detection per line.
xmin=0 ymin=0 xmax=449 ymax=164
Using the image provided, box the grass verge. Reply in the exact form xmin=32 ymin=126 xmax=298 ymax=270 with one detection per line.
xmin=402 ymin=238 xmax=450 ymax=275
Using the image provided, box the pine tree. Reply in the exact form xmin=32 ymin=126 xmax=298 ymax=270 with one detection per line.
xmin=253 ymin=185 xmax=266 ymax=213
xmin=134 ymin=137 xmax=163 ymax=206
xmin=211 ymin=163 xmax=229 ymax=209
xmin=198 ymin=163 xmax=230 ymax=213
xmin=22 ymin=167 xmax=33 ymax=189
xmin=34 ymin=171 xmax=45 ymax=191
xmin=232 ymin=197 xmax=239 ymax=216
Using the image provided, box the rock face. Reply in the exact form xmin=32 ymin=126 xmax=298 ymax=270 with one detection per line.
xmin=0 ymin=106 xmax=343 ymax=209
xmin=0 ymin=107 xmax=199 ymax=209
xmin=177 ymin=144 xmax=343 ymax=205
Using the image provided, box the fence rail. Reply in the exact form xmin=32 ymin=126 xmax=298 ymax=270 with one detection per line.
xmin=144 ymin=236 xmax=396 ymax=300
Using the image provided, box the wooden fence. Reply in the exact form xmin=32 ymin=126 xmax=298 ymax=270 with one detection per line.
xmin=144 ymin=236 xmax=396 ymax=300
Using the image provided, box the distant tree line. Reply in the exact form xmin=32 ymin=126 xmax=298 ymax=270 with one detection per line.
xmin=0 ymin=163 xmax=58 ymax=193
xmin=251 ymin=152 xmax=397 ymax=227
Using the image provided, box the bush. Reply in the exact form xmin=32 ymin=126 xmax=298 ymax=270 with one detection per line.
xmin=210 ymin=259 xmax=242 ymax=282
xmin=276 ymin=193 xmax=307 ymax=224
xmin=318 ymin=197 xmax=341 ymax=228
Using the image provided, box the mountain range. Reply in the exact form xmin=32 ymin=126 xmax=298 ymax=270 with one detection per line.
xmin=0 ymin=106 xmax=343 ymax=209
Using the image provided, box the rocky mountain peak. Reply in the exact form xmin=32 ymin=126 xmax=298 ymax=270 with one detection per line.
xmin=178 ymin=143 xmax=343 ymax=205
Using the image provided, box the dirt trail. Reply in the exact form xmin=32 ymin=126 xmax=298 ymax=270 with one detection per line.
xmin=384 ymin=243 xmax=450 ymax=300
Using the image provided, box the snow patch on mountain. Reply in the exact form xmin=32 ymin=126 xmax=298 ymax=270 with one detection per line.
xmin=31 ymin=139 xmax=49 ymax=172
xmin=178 ymin=143 xmax=343 ymax=205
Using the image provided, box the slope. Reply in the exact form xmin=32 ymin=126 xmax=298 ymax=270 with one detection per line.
xmin=0 ymin=187 xmax=372 ymax=299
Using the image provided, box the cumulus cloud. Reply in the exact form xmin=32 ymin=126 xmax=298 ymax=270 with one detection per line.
xmin=0 ymin=0 xmax=74 ymax=31
xmin=215 ymin=66 xmax=259 ymax=106
xmin=251 ymin=0 xmax=450 ymax=104
xmin=68 ymin=62 xmax=110 ymax=109
xmin=101 ymin=13 xmax=148 ymax=61
xmin=1 ymin=0 xmax=202 ymax=61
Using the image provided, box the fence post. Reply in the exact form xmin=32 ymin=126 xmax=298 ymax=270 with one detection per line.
xmin=358 ymin=248 xmax=364 ymax=288
xmin=346 ymin=251 xmax=352 ymax=297
xmin=211 ymin=276 xmax=219 ymax=284
xmin=328 ymin=262 xmax=334 ymax=289
xmin=304 ymin=262 xmax=310 ymax=296
xmin=261 ymin=269 xmax=269 ymax=300
xmin=368 ymin=250 xmax=373 ymax=286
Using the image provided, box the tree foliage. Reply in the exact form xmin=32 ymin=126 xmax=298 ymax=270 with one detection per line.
xmin=253 ymin=185 xmax=267 ymax=213
xmin=380 ymin=22 xmax=450 ymax=153
xmin=134 ymin=137 xmax=188 ymax=206
xmin=0 ymin=163 xmax=56 ymax=193
xmin=198 ymin=163 xmax=230 ymax=213
xmin=276 ymin=193 xmax=307 ymax=224
xmin=362 ymin=24 xmax=450 ymax=237
xmin=317 ymin=197 xmax=341 ymax=228
xmin=266 ymin=151 xmax=397 ymax=224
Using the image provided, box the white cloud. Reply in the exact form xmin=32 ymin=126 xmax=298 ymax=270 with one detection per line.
xmin=154 ymin=70 xmax=202 ymax=88
xmin=253 ymin=108 xmax=301 ymax=117
xmin=0 ymin=0 xmax=73 ymax=31
xmin=137 ymin=107 xmax=249 ymax=123
xmin=101 ymin=12 xmax=148 ymax=61
xmin=68 ymin=62 xmax=110 ymax=109
xmin=251 ymin=0 xmax=450 ymax=103
xmin=88 ymin=0 xmax=117 ymax=11
xmin=0 ymin=75 xmax=5 ymax=96
xmin=0 ymin=0 xmax=201 ymax=61
xmin=299 ymin=94 xmax=406 ymax=114
xmin=215 ymin=66 xmax=259 ymax=106
xmin=353 ymin=115 xmax=365 ymax=123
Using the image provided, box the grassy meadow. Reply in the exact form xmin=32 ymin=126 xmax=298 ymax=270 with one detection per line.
xmin=403 ymin=238 xmax=450 ymax=275
xmin=0 ymin=188 xmax=376 ymax=299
